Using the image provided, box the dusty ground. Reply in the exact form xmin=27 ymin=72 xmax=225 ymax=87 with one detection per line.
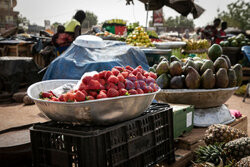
xmin=225 ymin=95 xmax=250 ymax=135
xmin=0 ymin=95 xmax=249 ymax=134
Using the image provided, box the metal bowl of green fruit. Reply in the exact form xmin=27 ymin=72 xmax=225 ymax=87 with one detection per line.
xmin=155 ymin=87 xmax=238 ymax=109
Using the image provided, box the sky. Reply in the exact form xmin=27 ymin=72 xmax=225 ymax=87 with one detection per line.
xmin=15 ymin=0 xmax=237 ymax=28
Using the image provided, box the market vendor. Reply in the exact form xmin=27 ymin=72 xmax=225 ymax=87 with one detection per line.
xmin=53 ymin=10 xmax=86 ymax=55
xmin=215 ymin=22 xmax=227 ymax=44
xmin=201 ymin=18 xmax=221 ymax=43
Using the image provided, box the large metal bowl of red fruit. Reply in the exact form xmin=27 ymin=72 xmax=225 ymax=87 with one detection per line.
xmin=27 ymin=66 xmax=160 ymax=125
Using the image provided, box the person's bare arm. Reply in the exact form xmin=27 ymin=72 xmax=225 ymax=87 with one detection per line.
xmin=74 ymin=25 xmax=81 ymax=38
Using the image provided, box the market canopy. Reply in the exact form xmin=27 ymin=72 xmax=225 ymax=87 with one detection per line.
xmin=126 ymin=0 xmax=205 ymax=19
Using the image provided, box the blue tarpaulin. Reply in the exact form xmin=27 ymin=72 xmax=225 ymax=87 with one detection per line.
xmin=43 ymin=41 xmax=149 ymax=80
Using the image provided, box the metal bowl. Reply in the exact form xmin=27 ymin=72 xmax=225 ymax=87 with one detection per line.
xmin=27 ymin=80 xmax=160 ymax=125
xmin=155 ymin=87 xmax=238 ymax=109
xmin=154 ymin=42 xmax=186 ymax=49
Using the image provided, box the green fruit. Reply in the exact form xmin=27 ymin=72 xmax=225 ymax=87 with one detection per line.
xmin=156 ymin=61 xmax=169 ymax=75
xmin=228 ymin=69 xmax=237 ymax=87
xmin=240 ymin=41 xmax=246 ymax=46
xmin=194 ymin=61 xmax=204 ymax=73
xmin=185 ymin=66 xmax=200 ymax=89
xmin=193 ymin=57 xmax=203 ymax=62
xmin=228 ymin=37 xmax=234 ymax=43
xmin=216 ymin=68 xmax=229 ymax=88
xmin=149 ymin=67 xmax=156 ymax=73
xmin=236 ymin=33 xmax=245 ymax=43
xmin=208 ymin=44 xmax=222 ymax=62
xmin=214 ymin=57 xmax=229 ymax=71
xmin=169 ymin=61 xmax=183 ymax=76
xmin=219 ymin=41 xmax=225 ymax=47
xmin=231 ymin=40 xmax=238 ymax=47
xmin=224 ymin=41 xmax=229 ymax=47
xmin=170 ymin=76 xmax=184 ymax=89
xmin=153 ymin=64 xmax=158 ymax=70
xmin=159 ymin=56 xmax=168 ymax=63
xmin=221 ymin=55 xmax=231 ymax=68
xmin=185 ymin=60 xmax=198 ymax=72
xmin=232 ymin=64 xmax=243 ymax=86
xmin=200 ymin=60 xmax=215 ymax=74
xmin=156 ymin=73 xmax=170 ymax=89
xmin=170 ymin=55 xmax=181 ymax=63
xmin=201 ymin=69 xmax=215 ymax=89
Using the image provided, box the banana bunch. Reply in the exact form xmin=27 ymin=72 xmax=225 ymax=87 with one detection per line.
xmin=184 ymin=39 xmax=210 ymax=51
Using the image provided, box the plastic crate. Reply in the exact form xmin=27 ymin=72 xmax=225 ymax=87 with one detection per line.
xmin=172 ymin=104 xmax=194 ymax=138
xmin=30 ymin=103 xmax=175 ymax=167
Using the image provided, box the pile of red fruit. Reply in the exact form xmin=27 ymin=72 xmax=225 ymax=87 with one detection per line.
xmin=39 ymin=65 xmax=159 ymax=102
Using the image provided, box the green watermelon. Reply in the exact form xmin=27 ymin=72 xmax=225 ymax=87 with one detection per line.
xmin=208 ymin=44 xmax=222 ymax=62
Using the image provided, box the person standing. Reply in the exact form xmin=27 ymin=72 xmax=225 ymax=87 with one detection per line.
xmin=215 ymin=22 xmax=227 ymax=44
xmin=201 ymin=18 xmax=221 ymax=43
xmin=64 ymin=10 xmax=86 ymax=39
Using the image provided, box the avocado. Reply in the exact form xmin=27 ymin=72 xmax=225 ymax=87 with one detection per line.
xmin=156 ymin=73 xmax=170 ymax=89
xmin=170 ymin=76 xmax=184 ymax=89
xmin=169 ymin=61 xmax=183 ymax=76
xmin=221 ymin=55 xmax=231 ymax=68
xmin=232 ymin=64 xmax=243 ymax=86
xmin=200 ymin=60 xmax=215 ymax=74
xmin=149 ymin=67 xmax=156 ymax=73
xmin=214 ymin=57 xmax=229 ymax=71
xmin=208 ymin=44 xmax=222 ymax=62
xmin=170 ymin=55 xmax=181 ymax=63
xmin=153 ymin=64 xmax=158 ymax=70
xmin=201 ymin=69 xmax=215 ymax=89
xmin=194 ymin=61 xmax=204 ymax=73
xmin=159 ymin=56 xmax=168 ymax=63
xmin=185 ymin=66 xmax=200 ymax=89
xmin=227 ymin=69 xmax=237 ymax=87
xmin=185 ymin=59 xmax=199 ymax=71
xmin=215 ymin=68 xmax=229 ymax=88
xmin=156 ymin=60 xmax=169 ymax=75
xmin=193 ymin=57 xmax=203 ymax=62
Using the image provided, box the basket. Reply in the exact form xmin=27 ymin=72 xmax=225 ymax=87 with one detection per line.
xmin=30 ymin=103 xmax=175 ymax=167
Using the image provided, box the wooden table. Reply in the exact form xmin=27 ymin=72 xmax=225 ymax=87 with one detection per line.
xmin=159 ymin=115 xmax=248 ymax=167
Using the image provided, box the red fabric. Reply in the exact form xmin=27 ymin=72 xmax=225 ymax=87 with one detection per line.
xmin=215 ymin=30 xmax=226 ymax=44
xmin=56 ymin=33 xmax=73 ymax=47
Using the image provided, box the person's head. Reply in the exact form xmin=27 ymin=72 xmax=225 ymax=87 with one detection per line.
xmin=74 ymin=10 xmax=86 ymax=24
xmin=196 ymin=27 xmax=201 ymax=34
xmin=221 ymin=22 xmax=227 ymax=30
xmin=57 ymin=25 xmax=65 ymax=33
xmin=213 ymin=18 xmax=221 ymax=28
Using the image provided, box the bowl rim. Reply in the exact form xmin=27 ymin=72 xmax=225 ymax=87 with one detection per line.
xmin=160 ymin=87 xmax=238 ymax=93
xmin=27 ymin=79 xmax=161 ymax=104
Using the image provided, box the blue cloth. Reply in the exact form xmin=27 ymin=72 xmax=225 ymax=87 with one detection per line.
xmin=242 ymin=46 xmax=250 ymax=62
xmin=43 ymin=41 xmax=149 ymax=80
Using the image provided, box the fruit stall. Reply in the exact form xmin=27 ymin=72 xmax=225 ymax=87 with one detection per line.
xmin=1 ymin=26 xmax=250 ymax=167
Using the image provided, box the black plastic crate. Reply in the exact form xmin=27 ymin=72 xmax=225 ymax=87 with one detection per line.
xmin=30 ymin=103 xmax=175 ymax=167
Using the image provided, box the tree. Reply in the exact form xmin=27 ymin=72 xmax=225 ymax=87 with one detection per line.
xmin=81 ymin=11 xmax=98 ymax=28
xmin=18 ymin=15 xmax=30 ymax=26
xmin=217 ymin=0 xmax=250 ymax=31
xmin=164 ymin=16 xmax=194 ymax=29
